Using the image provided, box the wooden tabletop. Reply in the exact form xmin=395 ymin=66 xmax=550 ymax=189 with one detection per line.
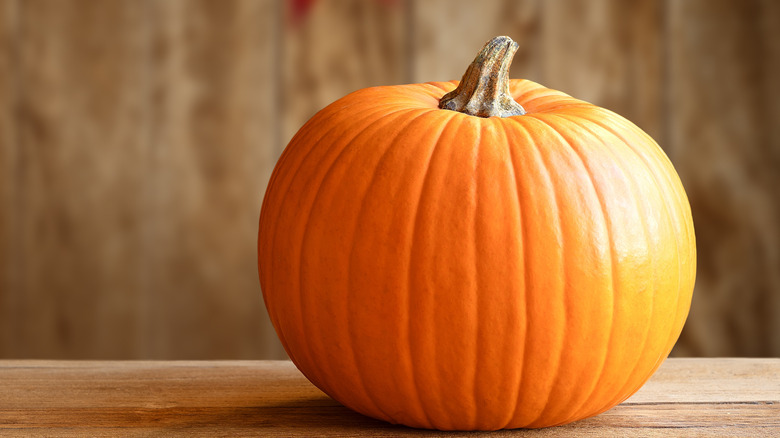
xmin=0 ymin=358 xmax=777 ymax=437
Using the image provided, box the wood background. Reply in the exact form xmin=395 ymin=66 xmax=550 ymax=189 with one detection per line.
xmin=0 ymin=0 xmax=777 ymax=359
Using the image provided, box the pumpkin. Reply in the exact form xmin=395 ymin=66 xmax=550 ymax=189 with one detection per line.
xmin=258 ymin=36 xmax=696 ymax=430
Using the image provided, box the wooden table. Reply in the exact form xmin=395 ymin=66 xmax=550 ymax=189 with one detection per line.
xmin=1 ymin=358 xmax=777 ymax=437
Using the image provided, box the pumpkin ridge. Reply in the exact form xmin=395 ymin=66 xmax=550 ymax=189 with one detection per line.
xmin=537 ymin=115 xmax=619 ymax=424
xmin=625 ymin=113 xmax=696 ymax=283
xmin=435 ymin=116 xmax=476 ymax=429
xmin=469 ymin=121 xmax=482 ymax=430
xmin=427 ymin=115 xmax=477 ymax=429
xmin=508 ymin=79 xmax=546 ymax=101
xmin=290 ymin=108 xmax=408 ymax=409
xmin=267 ymin=104 xmax=413 ymax=391
xmin=406 ymin=114 xmax=456 ymax=427
xmin=505 ymin=116 xmax=567 ymax=427
xmin=568 ymin=112 xmax=689 ymax=410
xmin=588 ymin=117 xmax=690 ymax=410
xmin=344 ymin=108 xmax=441 ymax=427
xmin=493 ymin=119 xmax=526 ymax=429
xmin=497 ymin=121 xmax=526 ymax=429
xmin=263 ymin=101 xmax=403 ymax=291
xmin=555 ymin=116 xmax=623 ymax=422
xmin=531 ymin=126 xmax=567 ymax=427
xmin=560 ymin=115 xmax=659 ymax=418
xmin=538 ymin=114 xmax=644 ymax=424
xmin=261 ymin=106 xmax=359 ymax=371
xmin=501 ymin=119 xmax=540 ymax=428
xmin=412 ymin=82 xmax=458 ymax=108
xmin=300 ymin=108 xmax=420 ymax=419
xmin=518 ymin=115 xmax=602 ymax=426
xmin=260 ymin=106 xmax=342 ymax=288
xmin=264 ymin=95 xmax=382 ymax=207
xmin=578 ymin=113 xmax=690 ymax=357
xmin=424 ymin=80 xmax=458 ymax=94
xmin=285 ymin=117 xmax=372 ymax=399
xmin=452 ymin=117 xmax=483 ymax=429
xmin=405 ymin=112 xmax=460 ymax=429
xmin=272 ymin=102 xmax=420 ymax=242
xmin=509 ymin=82 xmax=588 ymax=115
xmin=501 ymin=117 xmax=548 ymax=427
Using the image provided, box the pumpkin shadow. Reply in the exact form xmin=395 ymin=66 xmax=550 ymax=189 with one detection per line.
xmin=174 ymin=396 xmax=558 ymax=436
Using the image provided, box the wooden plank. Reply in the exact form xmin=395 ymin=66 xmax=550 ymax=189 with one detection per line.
xmin=410 ymin=0 xmax=542 ymax=84
xmin=145 ymin=0 xmax=284 ymax=359
xmin=0 ymin=0 xmax=19 ymax=355
xmin=627 ymin=358 xmax=780 ymax=403
xmin=760 ymin=0 xmax=780 ymax=357
xmin=540 ymin=0 xmax=665 ymax=142
xmin=0 ymin=359 xmax=777 ymax=436
xmin=280 ymin=0 xmax=407 ymax=146
xmin=0 ymin=0 xmax=774 ymax=362
xmin=667 ymin=0 xmax=780 ymax=357
xmin=10 ymin=0 xmax=151 ymax=358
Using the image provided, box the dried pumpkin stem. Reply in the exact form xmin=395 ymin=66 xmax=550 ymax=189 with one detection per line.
xmin=439 ymin=36 xmax=526 ymax=118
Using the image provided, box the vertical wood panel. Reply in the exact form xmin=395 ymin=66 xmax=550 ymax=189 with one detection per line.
xmin=0 ymin=0 xmax=19 ymax=353
xmin=763 ymin=0 xmax=780 ymax=356
xmin=411 ymin=0 xmax=542 ymax=84
xmin=668 ymin=0 xmax=780 ymax=357
xmin=281 ymin=0 xmax=408 ymax=146
xmin=0 ymin=0 xmax=777 ymax=360
xmin=12 ymin=0 xmax=150 ymax=358
xmin=541 ymin=0 xmax=665 ymax=141
xmin=146 ymin=0 xmax=283 ymax=359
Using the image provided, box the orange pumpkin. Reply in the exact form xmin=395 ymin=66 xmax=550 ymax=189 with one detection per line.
xmin=258 ymin=36 xmax=696 ymax=430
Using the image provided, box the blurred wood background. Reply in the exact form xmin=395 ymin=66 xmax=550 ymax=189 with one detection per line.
xmin=0 ymin=0 xmax=777 ymax=359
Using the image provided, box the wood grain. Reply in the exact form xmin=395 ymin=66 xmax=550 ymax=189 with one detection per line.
xmin=0 ymin=0 xmax=285 ymax=360
xmin=9 ymin=0 xmax=151 ymax=358
xmin=144 ymin=0 xmax=284 ymax=359
xmin=540 ymin=0 xmax=665 ymax=141
xmin=0 ymin=359 xmax=777 ymax=437
xmin=759 ymin=0 xmax=780 ymax=357
xmin=667 ymin=0 xmax=780 ymax=357
xmin=0 ymin=0 xmax=19 ymax=354
xmin=0 ymin=0 xmax=777 ymax=360
xmin=410 ymin=0 xmax=542 ymax=83
xmin=280 ymin=0 xmax=408 ymax=146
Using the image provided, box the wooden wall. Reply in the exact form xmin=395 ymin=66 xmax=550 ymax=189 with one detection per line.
xmin=0 ymin=0 xmax=777 ymax=359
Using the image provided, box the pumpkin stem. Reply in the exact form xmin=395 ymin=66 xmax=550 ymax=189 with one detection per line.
xmin=439 ymin=36 xmax=525 ymax=118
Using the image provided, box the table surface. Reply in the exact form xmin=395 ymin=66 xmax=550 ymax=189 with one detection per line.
xmin=1 ymin=358 xmax=778 ymax=437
